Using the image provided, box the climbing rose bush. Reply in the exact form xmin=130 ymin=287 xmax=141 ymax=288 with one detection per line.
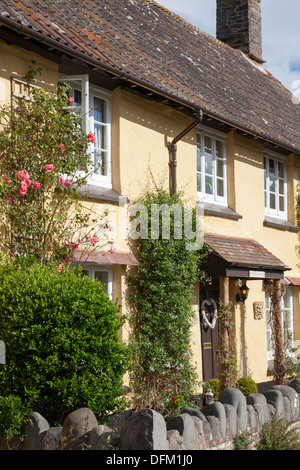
xmin=0 ymin=83 xmax=109 ymax=263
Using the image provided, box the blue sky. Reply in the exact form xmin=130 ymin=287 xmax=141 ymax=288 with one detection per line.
xmin=157 ymin=0 xmax=300 ymax=93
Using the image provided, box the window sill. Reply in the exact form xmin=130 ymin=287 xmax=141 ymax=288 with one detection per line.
xmin=202 ymin=202 xmax=242 ymax=220
xmin=264 ymin=216 xmax=300 ymax=232
xmin=78 ymin=184 xmax=130 ymax=204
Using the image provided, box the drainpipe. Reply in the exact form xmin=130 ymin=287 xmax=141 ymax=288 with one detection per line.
xmin=168 ymin=110 xmax=203 ymax=195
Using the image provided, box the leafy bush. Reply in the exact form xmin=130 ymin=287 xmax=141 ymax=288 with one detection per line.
xmin=236 ymin=377 xmax=258 ymax=396
xmin=0 ymin=260 xmax=128 ymax=425
xmin=256 ymin=412 xmax=300 ymax=450
xmin=127 ymin=188 xmax=208 ymax=413
xmin=0 ymin=395 xmax=29 ymax=441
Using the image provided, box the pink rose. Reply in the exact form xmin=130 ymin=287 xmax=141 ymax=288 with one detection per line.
xmin=109 ymin=245 xmax=116 ymax=253
xmin=58 ymin=177 xmax=64 ymax=185
xmin=2 ymin=175 xmax=7 ymax=181
xmin=20 ymin=180 xmax=27 ymax=191
xmin=33 ymin=182 xmax=40 ymax=189
xmin=6 ymin=198 xmax=12 ymax=205
xmin=87 ymin=132 xmax=96 ymax=143
xmin=64 ymin=180 xmax=72 ymax=188
xmin=85 ymin=233 xmax=91 ymax=239
xmin=91 ymin=237 xmax=98 ymax=245
xmin=25 ymin=179 xmax=31 ymax=187
xmin=57 ymin=264 xmax=63 ymax=273
xmin=71 ymin=243 xmax=79 ymax=252
xmin=65 ymin=258 xmax=70 ymax=264
xmin=45 ymin=164 xmax=54 ymax=172
xmin=68 ymin=97 xmax=74 ymax=104
xmin=18 ymin=188 xmax=27 ymax=196
xmin=59 ymin=220 xmax=64 ymax=224
xmin=16 ymin=170 xmax=29 ymax=181
xmin=59 ymin=143 xmax=65 ymax=151
xmin=109 ymin=226 xmax=114 ymax=232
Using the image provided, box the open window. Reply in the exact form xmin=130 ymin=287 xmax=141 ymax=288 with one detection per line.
xmin=59 ymin=74 xmax=112 ymax=189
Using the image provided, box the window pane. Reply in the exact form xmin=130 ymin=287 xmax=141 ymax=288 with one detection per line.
xmin=94 ymin=149 xmax=106 ymax=175
xmin=205 ymin=154 xmax=213 ymax=175
xmin=204 ymin=136 xmax=212 ymax=154
xmin=217 ymin=179 xmax=224 ymax=197
xmin=205 ymin=175 xmax=213 ymax=195
xmin=94 ymin=271 xmax=109 ymax=292
xmin=279 ymin=179 xmax=284 ymax=196
xmin=269 ymin=158 xmax=275 ymax=174
xmin=217 ymin=159 xmax=224 ymax=178
xmin=215 ymin=140 xmax=223 ymax=158
xmin=269 ymin=174 xmax=275 ymax=192
xmin=278 ymin=161 xmax=284 ymax=179
xmin=94 ymin=97 xmax=105 ymax=123
xmin=269 ymin=193 xmax=276 ymax=209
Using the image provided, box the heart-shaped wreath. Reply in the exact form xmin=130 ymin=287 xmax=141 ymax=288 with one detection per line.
xmin=201 ymin=299 xmax=218 ymax=329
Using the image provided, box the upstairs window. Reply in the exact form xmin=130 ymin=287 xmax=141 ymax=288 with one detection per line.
xmin=197 ymin=131 xmax=227 ymax=206
xmin=264 ymin=153 xmax=287 ymax=219
xmin=59 ymin=74 xmax=112 ymax=188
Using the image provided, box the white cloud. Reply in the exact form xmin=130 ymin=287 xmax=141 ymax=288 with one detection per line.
xmin=157 ymin=0 xmax=300 ymax=91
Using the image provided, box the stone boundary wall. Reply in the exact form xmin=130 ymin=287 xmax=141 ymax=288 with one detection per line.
xmin=1 ymin=381 xmax=300 ymax=450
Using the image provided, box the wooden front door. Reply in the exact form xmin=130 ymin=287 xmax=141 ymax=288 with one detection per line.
xmin=200 ymin=286 xmax=220 ymax=382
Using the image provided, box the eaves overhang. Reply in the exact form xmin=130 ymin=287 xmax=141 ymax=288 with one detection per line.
xmin=1 ymin=13 xmax=299 ymax=156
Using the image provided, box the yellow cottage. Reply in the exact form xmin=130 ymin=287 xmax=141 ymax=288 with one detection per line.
xmin=1 ymin=0 xmax=300 ymax=395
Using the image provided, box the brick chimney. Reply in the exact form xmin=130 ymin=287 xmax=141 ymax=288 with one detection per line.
xmin=216 ymin=0 xmax=265 ymax=63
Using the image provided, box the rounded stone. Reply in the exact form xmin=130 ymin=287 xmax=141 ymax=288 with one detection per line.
xmin=60 ymin=408 xmax=98 ymax=450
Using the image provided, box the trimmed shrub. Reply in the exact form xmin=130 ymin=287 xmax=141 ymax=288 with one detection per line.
xmin=236 ymin=377 xmax=258 ymax=396
xmin=0 ymin=394 xmax=29 ymax=441
xmin=0 ymin=260 xmax=128 ymax=425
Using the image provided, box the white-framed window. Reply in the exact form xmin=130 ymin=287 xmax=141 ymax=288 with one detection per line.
xmin=265 ymin=287 xmax=294 ymax=361
xmin=59 ymin=74 xmax=112 ymax=188
xmin=82 ymin=265 xmax=113 ymax=300
xmin=264 ymin=153 xmax=287 ymax=220
xmin=197 ymin=130 xmax=227 ymax=206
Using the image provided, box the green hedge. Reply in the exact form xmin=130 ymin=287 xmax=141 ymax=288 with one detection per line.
xmin=0 ymin=260 xmax=128 ymax=425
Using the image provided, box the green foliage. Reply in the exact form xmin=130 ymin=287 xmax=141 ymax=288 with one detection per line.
xmin=0 ymin=394 xmax=29 ymax=441
xmin=127 ymin=188 xmax=208 ymax=414
xmin=256 ymin=412 xmax=300 ymax=450
xmin=202 ymin=378 xmax=220 ymax=400
xmin=0 ymin=260 xmax=128 ymax=425
xmin=233 ymin=431 xmax=252 ymax=450
xmin=236 ymin=377 xmax=258 ymax=396
xmin=0 ymin=80 xmax=108 ymax=263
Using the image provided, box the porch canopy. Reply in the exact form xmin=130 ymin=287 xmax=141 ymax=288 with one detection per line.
xmin=73 ymin=250 xmax=139 ymax=266
xmin=204 ymin=233 xmax=290 ymax=280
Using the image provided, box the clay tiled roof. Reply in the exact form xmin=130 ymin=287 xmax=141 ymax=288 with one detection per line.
xmin=1 ymin=0 xmax=300 ymax=153
xmin=205 ymin=233 xmax=287 ymax=271
xmin=73 ymin=250 xmax=139 ymax=266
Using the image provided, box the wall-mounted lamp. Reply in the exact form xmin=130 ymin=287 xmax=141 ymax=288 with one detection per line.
xmin=236 ymin=281 xmax=249 ymax=304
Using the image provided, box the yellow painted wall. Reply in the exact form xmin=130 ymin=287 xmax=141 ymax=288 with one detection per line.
xmin=0 ymin=40 xmax=58 ymax=105
xmin=1 ymin=39 xmax=300 ymax=389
